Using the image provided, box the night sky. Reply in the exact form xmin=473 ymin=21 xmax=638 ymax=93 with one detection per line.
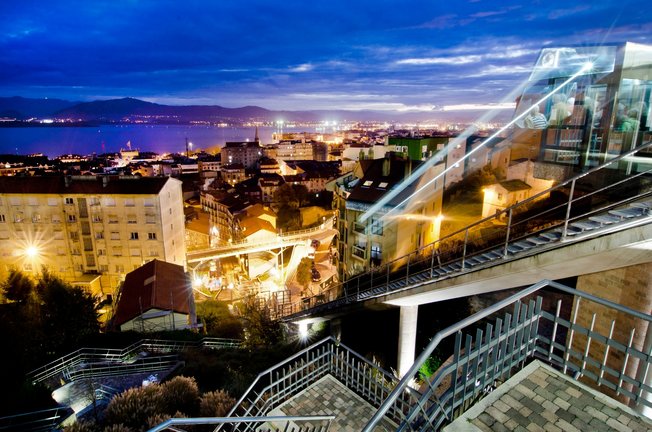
xmin=1 ymin=0 xmax=650 ymax=113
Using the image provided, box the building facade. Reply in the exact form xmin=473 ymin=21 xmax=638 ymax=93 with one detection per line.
xmin=0 ymin=175 xmax=186 ymax=299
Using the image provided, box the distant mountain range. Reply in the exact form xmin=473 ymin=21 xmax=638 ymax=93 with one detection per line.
xmin=0 ymin=96 xmax=509 ymax=124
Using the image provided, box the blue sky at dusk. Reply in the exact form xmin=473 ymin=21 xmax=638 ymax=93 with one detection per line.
xmin=1 ymin=0 xmax=650 ymax=112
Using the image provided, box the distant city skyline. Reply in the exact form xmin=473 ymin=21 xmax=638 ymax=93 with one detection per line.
xmin=1 ymin=0 xmax=650 ymax=113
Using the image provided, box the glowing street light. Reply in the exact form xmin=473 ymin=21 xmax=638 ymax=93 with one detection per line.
xmin=24 ymin=245 xmax=39 ymax=258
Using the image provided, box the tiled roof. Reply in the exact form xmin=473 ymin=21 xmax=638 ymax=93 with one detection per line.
xmin=0 ymin=175 xmax=172 ymax=195
xmin=112 ymin=260 xmax=192 ymax=327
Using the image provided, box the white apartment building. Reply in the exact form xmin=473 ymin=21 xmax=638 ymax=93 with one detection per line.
xmin=0 ymin=175 xmax=186 ymax=299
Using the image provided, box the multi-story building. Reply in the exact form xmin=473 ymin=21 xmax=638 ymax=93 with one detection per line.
xmin=0 ymin=175 xmax=185 ymax=299
xmin=336 ymin=154 xmax=445 ymax=277
xmin=221 ymin=141 xmax=263 ymax=169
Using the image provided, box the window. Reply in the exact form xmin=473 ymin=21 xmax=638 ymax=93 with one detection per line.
xmin=70 ymin=232 xmax=79 ymax=241
xmin=0 ymin=215 xmax=4 ymax=223
xmin=98 ymin=249 xmax=106 ymax=256
xmin=48 ymin=198 xmax=58 ymax=206
xmin=89 ymin=197 xmax=100 ymax=206
xmin=112 ymin=247 xmax=122 ymax=256
xmin=99 ymin=265 xmax=109 ymax=272
xmin=27 ymin=197 xmax=38 ymax=206
xmin=9 ymin=197 xmax=22 ymax=206
xmin=124 ymin=198 xmax=135 ymax=207
xmin=115 ymin=264 xmax=124 ymax=273
xmin=130 ymin=248 xmax=140 ymax=256
xmin=127 ymin=215 xmax=137 ymax=224
xmin=95 ymin=231 xmax=104 ymax=239
xmin=148 ymin=249 xmax=159 ymax=257
xmin=108 ymin=215 xmax=118 ymax=224
xmin=148 ymin=232 xmax=157 ymax=240
xmin=14 ymin=212 xmax=23 ymax=223
xmin=110 ymin=232 xmax=120 ymax=240
xmin=497 ymin=193 xmax=504 ymax=201
xmin=65 ymin=198 xmax=74 ymax=205
xmin=67 ymin=214 xmax=76 ymax=223
xmin=54 ymin=231 xmax=63 ymax=240
xmin=57 ymin=247 xmax=65 ymax=256
xmin=51 ymin=214 xmax=61 ymax=223
xmin=71 ymin=247 xmax=80 ymax=255
xmin=85 ymin=254 xmax=96 ymax=267
xmin=130 ymin=232 xmax=139 ymax=240
xmin=92 ymin=215 xmax=102 ymax=223
xmin=104 ymin=198 xmax=116 ymax=207
xmin=143 ymin=198 xmax=154 ymax=207
xmin=32 ymin=213 xmax=41 ymax=223
xmin=146 ymin=214 xmax=156 ymax=224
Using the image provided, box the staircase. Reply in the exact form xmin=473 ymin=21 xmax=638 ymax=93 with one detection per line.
xmin=285 ymin=141 xmax=652 ymax=320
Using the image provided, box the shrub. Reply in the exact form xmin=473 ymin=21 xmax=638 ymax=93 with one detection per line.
xmin=104 ymin=385 xmax=163 ymax=431
xmin=160 ymin=376 xmax=200 ymax=416
xmin=199 ymin=390 xmax=236 ymax=417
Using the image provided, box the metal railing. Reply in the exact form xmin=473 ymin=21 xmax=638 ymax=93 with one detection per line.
xmin=363 ymin=279 xmax=652 ymax=431
xmin=187 ymin=217 xmax=336 ymax=264
xmin=27 ymin=337 xmax=242 ymax=386
xmin=0 ymin=407 xmax=70 ymax=432
xmin=284 ymin=141 xmax=652 ymax=320
xmin=147 ymin=415 xmax=335 ymax=432
xmin=222 ymin=337 xmax=416 ymax=431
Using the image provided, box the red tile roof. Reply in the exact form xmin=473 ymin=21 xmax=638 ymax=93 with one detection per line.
xmin=112 ymin=259 xmax=193 ymax=327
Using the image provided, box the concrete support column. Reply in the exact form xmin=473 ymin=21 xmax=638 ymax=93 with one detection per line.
xmin=397 ymin=305 xmax=419 ymax=378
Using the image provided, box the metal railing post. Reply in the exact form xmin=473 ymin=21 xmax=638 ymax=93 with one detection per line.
xmin=462 ymin=228 xmax=469 ymax=268
xmin=562 ymin=178 xmax=576 ymax=239
xmin=503 ymin=208 xmax=513 ymax=258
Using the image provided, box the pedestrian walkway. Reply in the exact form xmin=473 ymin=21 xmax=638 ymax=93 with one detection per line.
xmin=445 ymin=360 xmax=652 ymax=432
xmin=267 ymin=374 xmax=397 ymax=432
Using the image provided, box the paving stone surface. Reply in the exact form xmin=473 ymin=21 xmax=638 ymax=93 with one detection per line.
xmin=445 ymin=361 xmax=652 ymax=432
xmin=267 ymin=374 xmax=396 ymax=432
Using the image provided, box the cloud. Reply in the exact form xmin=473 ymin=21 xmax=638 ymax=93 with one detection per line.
xmin=442 ymin=102 xmax=516 ymax=111
xmin=289 ymin=63 xmax=313 ymax=72
xmin=548 ymin=5 xmax=590 ymax=20
xmin=396 ymin=55 xmax=482 ymax=66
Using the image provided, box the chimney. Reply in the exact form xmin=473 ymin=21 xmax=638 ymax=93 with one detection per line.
xmin=404 ymin=158 xmax=412 ymax=178
xmin=382 ymin=155 xmax=391 ymax=177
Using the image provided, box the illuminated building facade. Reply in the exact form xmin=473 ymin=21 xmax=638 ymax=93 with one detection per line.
xmin=336 ymin=154 xmax=444 ymax=278
xmin=0 ymin=175 xmax=186 ymax=299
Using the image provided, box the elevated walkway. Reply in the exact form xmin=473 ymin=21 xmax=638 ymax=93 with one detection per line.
xmin=283 ymin=143 xmax=652 ymax=321
xmin=186 ymin=217 xmax=337 ymax=266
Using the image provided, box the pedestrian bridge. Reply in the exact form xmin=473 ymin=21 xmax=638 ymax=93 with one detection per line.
xmin=186 ymin=217 xmax=338 ymax=266
xmin=283 ymin=144 xmax=652 ymax=322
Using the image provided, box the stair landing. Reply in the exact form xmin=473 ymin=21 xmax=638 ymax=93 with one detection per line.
xmin=267 ymin=374 xmax=396 ymax=432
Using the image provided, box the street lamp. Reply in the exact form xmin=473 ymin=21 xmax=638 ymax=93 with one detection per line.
xmin=25 ymin=245 xmax=39 ymax=258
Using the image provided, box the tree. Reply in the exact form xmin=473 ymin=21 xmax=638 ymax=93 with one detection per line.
xmin=276 ymin=205 xmax=301 ymax=231
xmin=291 ymin=184 xmax=309 ymax=206
xmin=236 ymin=294 xmax=282 ymax=347
xmin=1 ymin=268 xmax=35 ymax=303
xmin=273 ymin=183 xmax=299 ymax=208
xmin=296 ymin=258 xmax=313 ymax=296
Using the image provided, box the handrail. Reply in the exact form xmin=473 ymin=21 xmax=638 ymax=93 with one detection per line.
xmin=188 ymin=217 xmax=336 ymax=257
xmin=147 ymin=415 xmax=336 ymax=432
xmin=283 ymin=139 xmax=652 ymax=319
xmin=28 ymin=337 xmax=242 ymax=384
xmin=362 ymin=279 xmax=652 ymax=430
xmin=225 ymin=336 xmax=399 ymax=420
